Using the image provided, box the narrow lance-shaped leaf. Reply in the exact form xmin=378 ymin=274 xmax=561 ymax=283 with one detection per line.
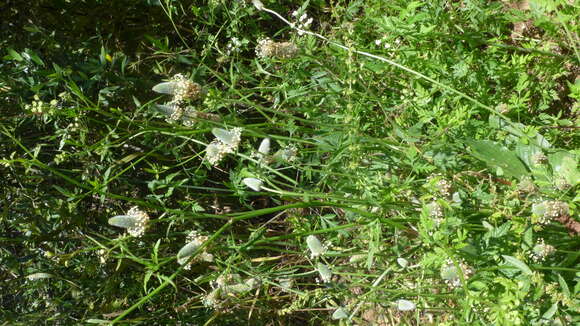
xmin=502 ymin=255 xmax=533 ymax=275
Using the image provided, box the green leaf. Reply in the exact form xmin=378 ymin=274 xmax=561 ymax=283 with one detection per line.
xmin=549 ymin=151 xmax=580 ymax=186
xmin=7 ymin=48 xmax=23 ymax=61
xmin=502 ymin=255 xmax=532 ymax=275
xmin=468 ymin=140 xmax=529 ymax=179
xmin=541 ymin=303 xmax=558 ymax=320
xmin=556 ymin=273 xmax=570 ymax=298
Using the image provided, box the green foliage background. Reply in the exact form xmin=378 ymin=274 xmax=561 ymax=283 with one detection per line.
xmin=1 ymin=0 xmax=578 ymax=325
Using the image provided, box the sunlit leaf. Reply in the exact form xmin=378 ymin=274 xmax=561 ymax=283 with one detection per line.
xmin=468 ymin=140 xmax=529 ymax=179
xmin=549 ymin=151 xmax=579 ymax=186
xmin=317 ymin=263 xmax=332 ymax=283
xmin=26 ymin=272 xmax=53 ymax=281
xmin=502 ymin=255 xmax=532 ymax=275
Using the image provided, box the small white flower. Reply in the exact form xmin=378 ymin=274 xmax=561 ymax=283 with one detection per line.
xmin=205 ymin=128 xmax=243 ymax=166
xmin=243 ymin=178 xmax=263 ymax=191
xmin=531 ymin=238 xmax=555 ymax=262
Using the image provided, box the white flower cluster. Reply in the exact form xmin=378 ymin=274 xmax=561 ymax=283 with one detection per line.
xmin=532 ymin=152 xmax=548 ymax=165
xmin=374 ymin=38 xmax=391 ymax=49
xmin=205 ymin=127 xmax=243 ymax=166
xmin=531 ymin=238 xmax=555 ymax=262
xmin=170 ymin=73 xmax=203 ymax=105
xmin=291 ymin=10 xmax=313 ymax=35
xmin=255 ymin=38 xmax=298 ymax=59
xmin=426 ymin=201 xmax=444 ymax=226
xmin=437 ymin=179 xmax=453 ymax=197
xmin=440 ymin=259 xmax=473 ymax=288
xmin=24 ymin=95 xmax=60 ymax=115
xmin=532 ymin=200 xmax=569 ymax=225
xmin=126 ymin=206 xmax=150 ymax=237
xmin=225 ymin=37 xmax=243 ymax=56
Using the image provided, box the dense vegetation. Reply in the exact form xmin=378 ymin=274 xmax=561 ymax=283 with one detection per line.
xmin=1 ymin=0 xmax=578 ymax=325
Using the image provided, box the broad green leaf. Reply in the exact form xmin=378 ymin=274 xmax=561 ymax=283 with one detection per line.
xmin=556 ymin=273 xmax=570 ymax=298
xmin=7 ymin=48 xmax=23 ymax=61
xmin=541 ymin=303 xmax=558 ymax=320
xmin=108 ymin=215 xmax=137 ymax=229
xmin=515 ymin=145 xmax=543 ymax=170
xmin=152 ymin=81 xmax=177 ymax=94
xmin=468 ymin=140 xmax=529 ymax=179
xmin=549 ymin=151 xmax=580 ymax=186
xmin=502 ymin=255 xmax=532 ymax=275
